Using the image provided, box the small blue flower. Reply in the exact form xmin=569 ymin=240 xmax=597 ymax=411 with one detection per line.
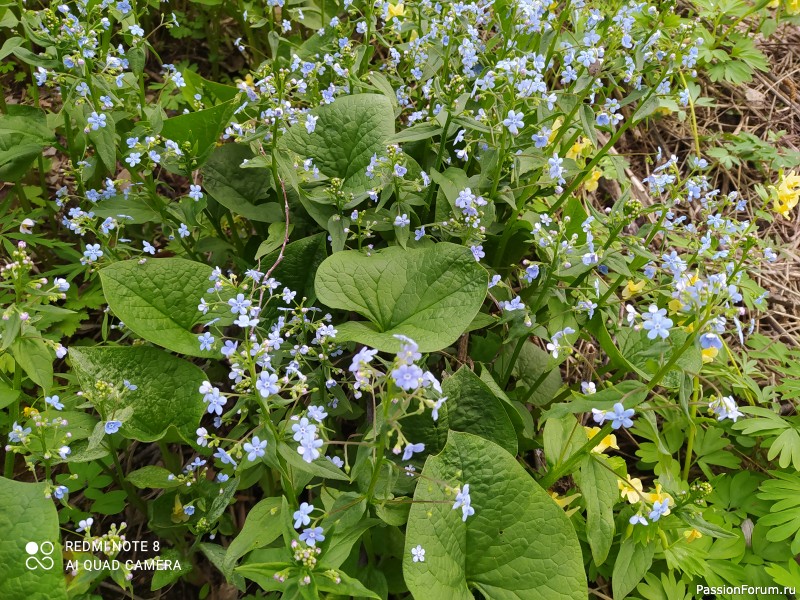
xmin=299 ymin=526 xmax=325 ymax=546
xmin=105 ymin=420 xmax=122 ymax=434
xmin=87 ymin=111 xmax=107 ymax=130
xmin=198 ymin=332 xmax=215 ymax=351
xmin=183 ymin=505 xmax=195 ymax=516
xmin=502 ymin=110 xmax=524 ymax=135
xmin=648 ymin=499 xmax=670 ymax=522
xmin=293 ymin=502 xmax=314 ymax=529
xmin=642 ymin=305 xmax=673 ymax=340
xmin=402 ymin=442 xmax=425 ymax=461
xmin=243 ymin=436 xmax=267 ymax=461
xmin=606 ymin=403 xmax=635 ymax=430
xmin=188 ymin=185 xmax=203 ymax=201
xmin=46 ymin=395 xmax=64 ymax=410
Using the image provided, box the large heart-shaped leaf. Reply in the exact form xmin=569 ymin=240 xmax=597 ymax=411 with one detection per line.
xmin=402 ymin=367 xmax=518 ymax=456
xmin=69 ymin=346 xmax=206 ymax=442
xmin=100 ymin=258 xmax=227 ymax=357
xmin=314 ymin=244 xmax=487 ymax=353
xmin=0 ymin=477 xmax=66 ymax=600
xmin=404 ymin=432 xmax=586 ymax=600
xmin=202 ymin=143 xmax=283 ymax=222
xmin=159 ymin=101 xmax=236 ymax=167
xmin=279 ymin=94 xmax=394 ymax=193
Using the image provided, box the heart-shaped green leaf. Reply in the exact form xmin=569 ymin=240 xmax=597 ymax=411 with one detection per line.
xmin=100 ymin=258 xmax=226 ymax=357
xmin=69 ymin=346 xmax=207 ymax=443
xmin=314 ymin=243 xmax=487 ymax=353
xmin=404 ymin=432 xmax=586 ymax=600
xmin=280 ymin=94 xmax=394 ymax=193
xmin=0 ymin=477 xmax=66 ymax=600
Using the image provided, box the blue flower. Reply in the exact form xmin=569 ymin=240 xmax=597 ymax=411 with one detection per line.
xmin=198 ymin=332 xmax=215 ymax=351
xmin=606 ymin=403 xmax=635 ymax=430
xmin=402 ymin=442 xmax=425 ymax=461
xmin=293 ymin=502 xmax=314 ymax=529
xmin=648 ymin=499 xmax=670 ymax=522
xmin=641 ymin=305 xmax=673 ymax=340
xmin=392 ymin=363 xmax=424 ymax=391
xmin=46 ymin=395 xmax=64 ymax=410
xmin=299 ymin=526 xmax=325 ymax=546
xmin=243 ymin=436 xmax=267 ymax=461
xmin=394 ymin=213 xmax=410 ymax=227
xmin=502 ymin=110 xmax=524 ymax=135
xmin=105 ymin=420 xmax=122 ymax=434
xmin=83 ymin=244 xmax=103 ymax=262
xmin=188 ymin=185 xmax=203 ymax=201
xmin=87 ymin=112 xmax=107 ymax=130
xmin=183 ymin=505 xmax=195 ymax=516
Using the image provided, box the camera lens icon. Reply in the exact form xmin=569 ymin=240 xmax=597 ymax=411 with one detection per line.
xmin=25 ymin=541 xmax=55 ymax=571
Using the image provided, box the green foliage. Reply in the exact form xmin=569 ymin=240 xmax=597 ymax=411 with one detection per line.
xmin=315 ymin=243 xmax=487 ymax=352
xmin=404 ymin=432 xmax=586 ymax=599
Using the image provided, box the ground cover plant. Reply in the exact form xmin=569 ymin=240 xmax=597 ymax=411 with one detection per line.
xmin=2 ymin=0 xmax=800 ymax=598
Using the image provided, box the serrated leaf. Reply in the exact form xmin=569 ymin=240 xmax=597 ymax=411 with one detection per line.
xmin=315 ymin=244 xmax=487 ymax=353
xmin=69 ymin=346 xmax=207 ymax=443
xmin=404 ymin=432 xmax=586 ymax=600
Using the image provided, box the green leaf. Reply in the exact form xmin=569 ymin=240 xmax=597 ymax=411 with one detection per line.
xmin=442 ymin=367 xmax=517 ymax=455
xmin=315 ymin=570 xmax=381 ymax=598
xmin=0 ymin=477 xmax=67 ymax=600
xmin=160 ymin=101 xmax=236 ymax=167
xmin=315 ymin=243 xmax=487 ymax=352
xmin=280 ymin=94 xmax=395 ymax=193
xmin=278 ymin=442 xmax=350 ymax=482
xmin=11 ymin=335 xmax=53 ymax=393
xmin=100 ymin=258 xmax=227 ymax=357
xmin=612 ymin=538 xmax=654 ymax=599
xmin=202 ymin=144 xmax=283 ymax=222
xmin=223 ymin=497 xmax=283 ymax=579
xmin=69 ymin=346 xmax=207 ymax=443
xmin=578 ymin=455 xmax=617 ymax=566
xmin=404 ymin=431 xmax=586 ymax=600
xmin=258 ymin=233 xmax=328 ymax=324
xmin=498 ymin=341 xmax=562 ymax=407
xmin=127 ymin=466 xmax=183 ymax=489
xmin=87 ymin=113 xmax=116 ymax=173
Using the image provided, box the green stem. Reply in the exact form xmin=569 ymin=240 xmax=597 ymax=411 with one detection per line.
xmin=682 ymin=376 xmax=699 ymax=481
xmin=3 ymin=362 xmax=22 ymax=478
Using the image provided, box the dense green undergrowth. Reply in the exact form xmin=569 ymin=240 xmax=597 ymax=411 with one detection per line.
xmin=2 ymin=0 xmax=800 ymax=598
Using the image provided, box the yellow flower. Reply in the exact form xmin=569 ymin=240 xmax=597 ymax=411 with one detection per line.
xmin=619 ymin=478 xmax=644 ymax=504
xmin=388 ymin=2 xmax=405 ymax=18
xmin=684 ymin=528 xmax=703 ymax=543
xmin=702 ymin=346 xmax=718 ymax=363
xmin=787 ymin=0 xmax=800 ymax=14
xmin=644 ymin=483 xmax=674 ymax=513
xmin=584 ymin=426 xmax=619 ymax=453
xmin=23 ymin=406 xmax=39 ymax=418
xmin=548 ymin=118 xmax=563 ymax=143
xmin=773 ymin=171 xmax=800 ymax=218
xmin=621 ymin=280 xmax=646 ymax=300
xmin=549 ymin=491 xmax=582 ymax=517
xmin=585 ymin=168 xmax=602 ymax=193
xmin=668 ymin=298 xmax=683 ymax=314
xmin=566 ymin=137 xmax=591 ymax=160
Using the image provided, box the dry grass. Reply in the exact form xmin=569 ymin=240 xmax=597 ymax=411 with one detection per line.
xmin=612 ymin=23 xmax=800 ymax=346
